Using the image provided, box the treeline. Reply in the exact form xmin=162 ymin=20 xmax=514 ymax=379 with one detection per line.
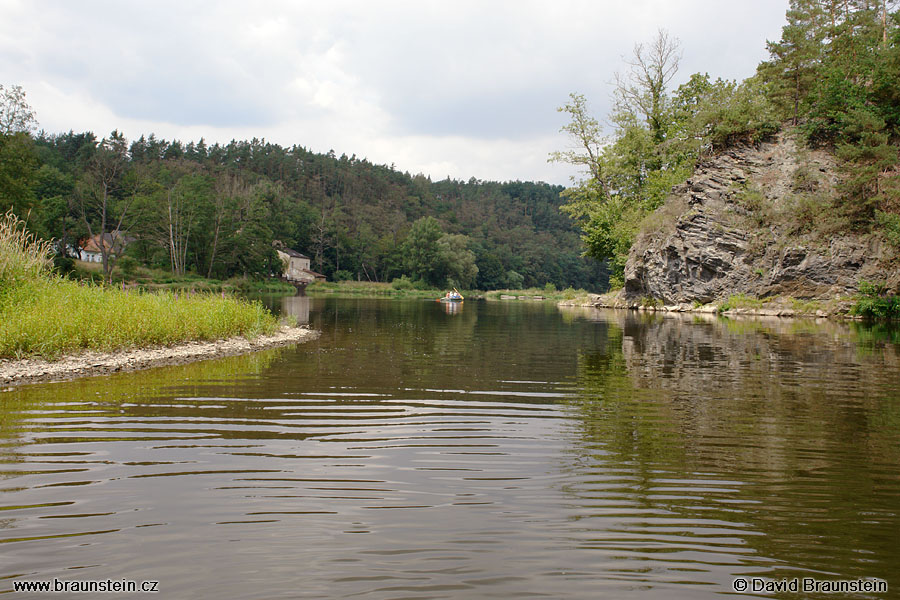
xmin=0 ymin=93 xmax=606 ymax=291
xmin=554 ymin=1 xmax=900 ymax=286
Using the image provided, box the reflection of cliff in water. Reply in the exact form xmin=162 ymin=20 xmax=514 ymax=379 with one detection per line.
xmin=563 ymin=308 xmax=900 ymax=584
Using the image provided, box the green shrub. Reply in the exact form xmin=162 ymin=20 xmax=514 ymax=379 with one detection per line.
xmin=391 ymin=275 xmax=428 ymax=290
xmin=876 ymin=211 xmax=900 ymax=248
xmin=851 ymin=280 xmax=900 ymax=319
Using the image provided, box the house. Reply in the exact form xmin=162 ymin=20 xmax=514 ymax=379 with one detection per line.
xmin=276 ymin=248 xmax=326 ymax=284
xmin=79 ymin=232 xmax=131 ymax=264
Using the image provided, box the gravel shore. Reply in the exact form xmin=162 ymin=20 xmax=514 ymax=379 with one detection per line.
xmin=0 ymin=326 xmax=319 ymax=387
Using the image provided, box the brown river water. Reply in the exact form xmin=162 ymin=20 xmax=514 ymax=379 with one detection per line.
xmin=1 ymin=297 xmax=899 ymax=598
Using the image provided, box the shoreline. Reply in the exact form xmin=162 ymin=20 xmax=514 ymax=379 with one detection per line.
xmin=559 ymin=293 xmax=865 ymax=320
xmin=0 ymin=326 xmax=319 ymax=388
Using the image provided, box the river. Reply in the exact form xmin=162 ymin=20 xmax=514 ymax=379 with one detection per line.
xmin=1 ymin=297 xmax=898 ymax=598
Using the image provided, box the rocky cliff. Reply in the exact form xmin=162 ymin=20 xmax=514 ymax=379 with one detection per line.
xmin=622 ymin=132 xmax=894 ymax=306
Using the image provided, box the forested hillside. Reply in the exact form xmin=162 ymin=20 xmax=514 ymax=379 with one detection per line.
xmin=0 ymin=92 xmax=606 ymax=291
xmin=554 ymin=0 xmax=900 ymax=289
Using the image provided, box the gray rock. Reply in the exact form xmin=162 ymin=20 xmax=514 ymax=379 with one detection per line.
xmin=624 ymin=133 xmax=893 ymax=304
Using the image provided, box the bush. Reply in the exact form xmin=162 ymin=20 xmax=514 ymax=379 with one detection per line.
xmin=391 ymin=275 xmax=429 ymax=290
xmin=118 ymin=255 xmax=139 ymax=277
xmin=506 ymin=270 xmax=524 ymax=289
xmin=851 ymin=280 xmax=900 ymax=319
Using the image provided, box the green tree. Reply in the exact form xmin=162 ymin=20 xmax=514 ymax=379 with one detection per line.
xmin=759 ymin=0 xmax=826 ymax=124
xmin=0 ymin=84 xmax=37 ymax=135
xmin=613 ymin=29 xmax=682 ymax=143
xmin=401 ymin=216 xmax=444 ymax=285
xmin=436 ymin=233 xmax=478 ymax=288
xmin=76 ymin=131 xmax=138 ymax=283
xmin=0 ymin=85 xmax=39 ymax=220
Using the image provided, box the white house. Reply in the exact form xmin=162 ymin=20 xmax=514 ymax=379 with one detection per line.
xmin=79 ymin=232 xmax=131 ymax=263
xmin=276 ymin=248 xmax=326 ymax=284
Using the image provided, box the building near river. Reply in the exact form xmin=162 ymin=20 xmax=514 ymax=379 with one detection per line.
xmin=276 ymin=248 xmax=326 ymax=284
xmin=79 ymin=232 xmax=132 ymax=263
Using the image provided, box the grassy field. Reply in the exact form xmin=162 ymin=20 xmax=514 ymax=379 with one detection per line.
xmin=0 ymin=212 xmax=279 ymax=359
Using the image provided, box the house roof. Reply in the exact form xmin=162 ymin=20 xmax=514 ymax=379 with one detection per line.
xmin=278 ymin=248 xmax=309 ymax=259
xmin=82 ymin=232 xmax=133 ymax=253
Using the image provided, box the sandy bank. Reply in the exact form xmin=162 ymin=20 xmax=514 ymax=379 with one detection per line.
xmin=0 ymin=326 xmax=319 ymax=387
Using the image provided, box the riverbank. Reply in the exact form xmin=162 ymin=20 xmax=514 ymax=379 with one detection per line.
xmin=68 ymin=260 xmax=298 ymax=294
xmin=0 ymin=325 xmax=319 ymax=387
xmin=560 ymin=291 xmax=866 ymax=319
xmin=1 ymin=211 xmax=284 ymax=360
xmin=306 ymin=281 xmax=593 ymax=302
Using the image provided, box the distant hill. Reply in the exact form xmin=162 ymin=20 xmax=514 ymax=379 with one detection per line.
xmin=14 ymin=130 xmax=607 ymax=290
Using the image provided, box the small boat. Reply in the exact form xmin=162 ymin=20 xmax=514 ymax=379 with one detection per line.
xmin=438 ymin=289 xmax=464 ymax=303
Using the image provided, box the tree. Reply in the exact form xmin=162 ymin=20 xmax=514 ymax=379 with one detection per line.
xmin=613 ymin=29 xmax=682 ymax=143
xmin=0 ymin=85 xmax=39 ymax=219
xmin=759 ymin=0 xmax=826 ymax=124
xmin=0 ymin=84 xmax=37 ymax=135
xmin=76 ymin=131 xmax=139 ymax=283
xmin=207 ymin=171 xmax=247 ymax=278
xmin=548 ymin=93 xmax=606 ymax=183
xmin=553 ymin=31 xmax=690 ymax=287
xmin=401 ymin=216 xmax=445 ymax=286
xmin=436 ymin=233 xmax=478 ymax=289
xmin=0 ymin=131 xmax=38 ymax=218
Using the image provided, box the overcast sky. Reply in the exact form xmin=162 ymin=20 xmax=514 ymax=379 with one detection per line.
xmin=1 ymin=0 xmax=789 ymax=185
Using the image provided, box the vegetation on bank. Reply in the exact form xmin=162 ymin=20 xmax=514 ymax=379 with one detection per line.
xmin=67 ymin=258 xmax=296 ymax=294
xmin=485 ymin=286 xmax=591 ymax=303
xmin=850 ymin=281 xmax=900 ymax=319
xmin=553 ymin=2 xmax=900 ymax=289
xmin=304 ymin=279 xmax=593 ymax=303
xmin=306 ymin=280 xmax=447 ymax=297
xmin=0 ymin=84 xmax=606 ymax=295
xmin=0 ymin=212 xmax=278 ymax=359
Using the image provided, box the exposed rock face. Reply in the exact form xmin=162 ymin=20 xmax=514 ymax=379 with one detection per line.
xmin=624 ymin=133 xmax=893 ymax=304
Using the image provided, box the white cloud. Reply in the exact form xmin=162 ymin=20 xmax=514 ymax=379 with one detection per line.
xmin=0 ymin=0 xmax=789 ymax=184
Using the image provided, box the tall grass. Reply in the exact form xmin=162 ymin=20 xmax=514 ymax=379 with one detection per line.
xmin=0 ymin=210 xmax=52 ymax=288
xmin=0 ymin=212 xmax=278 ymax=359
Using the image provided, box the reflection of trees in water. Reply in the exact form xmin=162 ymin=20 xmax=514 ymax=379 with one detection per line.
xmin=305 ymin=298 xmax=595 ymax=395
xmin=564 ymin=311 xmax=900 ymax=582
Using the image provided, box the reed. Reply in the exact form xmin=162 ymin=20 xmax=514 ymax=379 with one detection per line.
xmin=0 ymin=210 xmax=52 ymax=288
xmin=0 ymin=212 xmax=278 ymax=359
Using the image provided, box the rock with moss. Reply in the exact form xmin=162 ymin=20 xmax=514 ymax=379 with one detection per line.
xmin=623 ymin=132 xmax=895 ymax=305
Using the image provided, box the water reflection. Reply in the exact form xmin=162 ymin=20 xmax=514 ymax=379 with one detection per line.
xmin=440 ymin=299 xmax=463 ymax=315
xmin=562 ymin=308 xmax=900 ymax=592
xmin=0 ymin=300 xmax=898 ymax=598
xmin=279 ymin=295 xmax=310 ymax=324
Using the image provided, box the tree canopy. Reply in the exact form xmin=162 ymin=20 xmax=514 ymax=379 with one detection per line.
xmin=1 ymin=92 xmax=607 ymax=290
xmin=554 ymin=3 xmax=900 ymax=286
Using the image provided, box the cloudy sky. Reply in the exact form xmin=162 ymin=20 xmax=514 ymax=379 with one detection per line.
xmin=1 ymin=0 xmax=788 ymax=185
